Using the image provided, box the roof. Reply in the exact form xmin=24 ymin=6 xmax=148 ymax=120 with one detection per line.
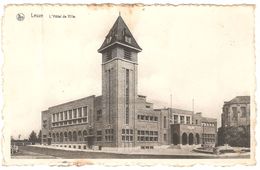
xmin=155 ymin=108 xmax=193 ymax=115
xmin=226 ymin=96 xmax=250 ymax=104
xmin=98 ymin=15 xmax=142 ymax=52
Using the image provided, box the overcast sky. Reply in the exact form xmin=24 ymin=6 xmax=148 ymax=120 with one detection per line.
xmin=3 ymin=5 xmax=254 ymax=139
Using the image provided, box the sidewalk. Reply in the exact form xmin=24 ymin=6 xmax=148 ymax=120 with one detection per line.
xmin=30 ymin=145 xmax=249 ymax=158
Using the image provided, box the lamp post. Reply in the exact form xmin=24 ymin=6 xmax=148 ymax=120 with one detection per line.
xmin=202 ymin=123 xmax=205 ymax=147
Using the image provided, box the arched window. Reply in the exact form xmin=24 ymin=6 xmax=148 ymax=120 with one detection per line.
xmin=182 ymin=133 xmax=187 ymax=145
xmin=56 ymin=133 xmax=59 ymax=142
xmin=73 ymin=131 xmax=77 ymax=142
xmin=188 ymin=133 xmax=194 ymax=145
xmin=78 ymin=131 xmax=82 ymax=141
xmin=52 ymin=133 xmax=56 ymax=142
xmin=64 ymin=132 xmax=68 ymax=142
xmin=60 ymin=132 xmax=63 ymax=142
xmin=68 ymin=131 xmax=72 ymax=142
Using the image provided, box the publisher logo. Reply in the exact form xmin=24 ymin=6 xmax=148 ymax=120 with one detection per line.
xmin=16 ymin=13 xmax=25 ymax=21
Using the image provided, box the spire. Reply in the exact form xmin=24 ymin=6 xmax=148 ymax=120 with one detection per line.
xmin=98 ymin=15 xmax=142 ymax=53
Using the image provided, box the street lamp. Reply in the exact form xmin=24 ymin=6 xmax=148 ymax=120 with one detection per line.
xmin=202 ymin=123 xmax=205 ymax=147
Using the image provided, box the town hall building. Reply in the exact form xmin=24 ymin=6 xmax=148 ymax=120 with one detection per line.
xmin=41 ymin=15 xmax=217 ymax=150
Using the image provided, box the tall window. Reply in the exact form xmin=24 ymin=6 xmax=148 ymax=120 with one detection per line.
xmin=52 ymin=114 xmax=55 ymax=122
xmin=83 ymin=106 xmax=88 ymax=117
xmin=56 ymin=113 xmax=59 ymax=122
xmin=60 ymin=112 xmax=63 ymax=121
xmin=186 ymin=116 xmax=190 ymax=124
xmin=78 ymin=108 xmax=82 ymax=117
xmin=125 ymin=69 xmax=130 ymax=124
xmin=69 ymin=110 xmax=72 ymax=119
xmin=96 ymin=109 xmax=102 ymax=121
xmin=64 ymin=111 xmax=68 ymax=120
xmin=241 ymin=107 xmax=247 ymax=117
xmin=73 ymin=109 xmax=77 ymax=119
xmin=163 ymin=116 xmax=166 ymax=128
xmin=174 ymin=115 xmax=178 ymax=124
xmin=108 ymin=69 xmax=112 ymax=124
xmin=180 ymin=116 xmax=184 ymax=124
xmin=106 ymin=50 xmax=112 ymax=61
xmin=232 ymin=107 xmax=238 ymax=121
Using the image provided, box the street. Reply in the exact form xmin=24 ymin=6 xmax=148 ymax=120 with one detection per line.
xmin=11 ymin=146 xmax=250 ymax=159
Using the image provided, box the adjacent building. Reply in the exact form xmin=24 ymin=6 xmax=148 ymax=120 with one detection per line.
xmin=218 ymin=96 xmax=250 ymax=147
xmin=41 ymin=15 xmax=217 ymax=150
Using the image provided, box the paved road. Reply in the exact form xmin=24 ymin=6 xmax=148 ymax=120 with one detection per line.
xmin=11 ymin=146 xmax=59 ymax=159
xmin=11 ymin=146 xmax=250 ymax=159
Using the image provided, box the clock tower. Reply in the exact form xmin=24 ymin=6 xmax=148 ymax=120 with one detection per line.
xmin=98 ymin=15 xmax=142 ymax=147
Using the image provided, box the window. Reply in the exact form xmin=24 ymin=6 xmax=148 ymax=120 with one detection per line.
xmin=163 ymin=116 xmax=166 ymax=128
xmin=97 ymin=130 xmax=102 ymax=135
xmin=69 ymin=110 xmax=72 ymax=119
xmin=145 ymin=116 xmax=149 ymax=121
xmin=56 ymin=113 xmax=59 ymax=122
xmin=73 ymin=109 xmax=77 ymax=118
xmin=174 ymin=115 xmax=178 ymax=124
xmin=122 ymin=129 xmax=134 ymax=142
xmin=241 ymin=107 xmax=247 ymax=117
xmin=154 ymin=117 xmax=158 ymax=121
xmin=150 ymin=116 xmax=154 ymax=121
xmin=106 ymin=50 xmax=112 ymax=61
xmin=53 ymin=114 xmax=55 ymax=122
xmin=97 ymin=137 xmax=102 ymax=141
xmin=78 ymin=108 xmax=82 ymax=117
xmin=186 ymin=117 xmax=190 ymax=124
xmin=106 ymin=36 xmax=112 ymax=44
xmin=196 ymin=119 xmax=198 ymax=125
xmin=125 ymin=36 xmax=131 ymax=43
xmin=60 ymin=112 xmax=63 ymax=121
xmin=83 ymin=106 xmax=88 ymax=117
xmin=146 ymin=105 xmax=150 ymax=108
xmin=96 ymin=110 xmax=102 ymax=121
xmin=64 ymin=111 xmax=68 ymax=120
xmin=180 ymin=116 xmax=184 ymax=124
xmin=125 ymin=69 xmax=130 ymax=124
xmin=232 ymin=107 xmax=238 ymax=121
xmin=124 ymin=49 xmax=131 ymax=60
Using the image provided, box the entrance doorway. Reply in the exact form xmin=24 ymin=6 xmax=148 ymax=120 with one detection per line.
xmin=182 ymin=133 xmax=187 ymax=145
xmin=172 ymin=133 xmax=179 ymax=145
xmin=188 ymin=133 xmax=194 ymax=145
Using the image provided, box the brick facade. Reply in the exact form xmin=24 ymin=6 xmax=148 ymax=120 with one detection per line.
xmin=41 ymin=15 xmax=217 ymax=149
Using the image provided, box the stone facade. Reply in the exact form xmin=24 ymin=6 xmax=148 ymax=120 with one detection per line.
xmin=221 ymin=96 xmax=250 ymax=127
xmin=41 ymin=15 xmax=217 ymax=149
xmin=218 ymin=96 xmax=250 ymax=147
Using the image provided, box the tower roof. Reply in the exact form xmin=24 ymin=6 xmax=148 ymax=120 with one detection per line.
xmin=98 ymin=15 xmax=142 ymax=53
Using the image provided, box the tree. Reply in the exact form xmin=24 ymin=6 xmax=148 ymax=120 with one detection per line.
xmin=217 ymin=125 xmax=250 ymax=147
xmin=28 ymin=131 xmax=37 ymax=145
xmin=37 ymin=130 xmax=42 ymax=144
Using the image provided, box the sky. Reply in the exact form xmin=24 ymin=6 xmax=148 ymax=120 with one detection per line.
xmin=2 ymin=5 xmax=255 ymax=139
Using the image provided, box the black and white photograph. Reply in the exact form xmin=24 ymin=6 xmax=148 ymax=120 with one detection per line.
xmin=1 ymin=3 xmax=257 ymax=166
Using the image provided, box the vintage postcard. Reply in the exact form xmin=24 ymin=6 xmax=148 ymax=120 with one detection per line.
xmin=1 ymin=4 xmax=256 ymax=166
